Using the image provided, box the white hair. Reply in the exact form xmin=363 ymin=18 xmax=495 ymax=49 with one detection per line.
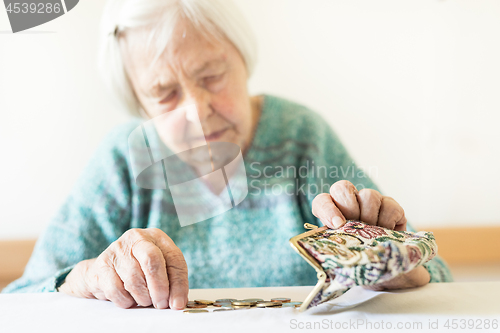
xmin=98 ymin=0 xmax=257 ymax=117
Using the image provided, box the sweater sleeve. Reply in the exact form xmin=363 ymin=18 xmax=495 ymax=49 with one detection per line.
xmin=1 ymin=123 xmax=136 ymax=293
xmin=298 ymin=111 xmax=453 ymax=283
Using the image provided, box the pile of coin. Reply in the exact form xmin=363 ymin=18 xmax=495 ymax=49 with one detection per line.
xmin=183 ymin=298 xmax=302 ymax=314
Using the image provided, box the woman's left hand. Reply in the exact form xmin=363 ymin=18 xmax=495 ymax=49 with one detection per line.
xmin=311 ymin=180 xmax=430 ymax=290
xmin=312 ymin=180 xmax=407 ymax=231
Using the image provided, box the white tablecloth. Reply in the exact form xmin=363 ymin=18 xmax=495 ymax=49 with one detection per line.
xmin=1 ymin=281 xmax=499 ymax=333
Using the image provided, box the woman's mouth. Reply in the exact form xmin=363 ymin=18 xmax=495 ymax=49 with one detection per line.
xmin=202 ymin=128 xmax=229 ymax=141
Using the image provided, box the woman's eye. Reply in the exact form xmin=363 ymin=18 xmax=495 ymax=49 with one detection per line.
xmin=159 ymin=90 xmax=177 ymax=104
xmin=204 ymin=73 xmax=224 ymax=84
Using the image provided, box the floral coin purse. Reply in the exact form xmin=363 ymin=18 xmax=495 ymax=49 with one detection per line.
xmin=289 ymin=220 xmax=438 ymax=312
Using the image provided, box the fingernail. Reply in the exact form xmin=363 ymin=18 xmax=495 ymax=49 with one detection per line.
xmin=156 ymin=299 xmax=168 ymax=309
xmin=173 ymin=297 xmax=185 ymax=310
xmin=332 ymin=216 xmax=345 ymax=229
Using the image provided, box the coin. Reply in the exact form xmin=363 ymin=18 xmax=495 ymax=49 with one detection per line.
xmin=185 ymin=297 xmax=296 ymax=310
xmin=216 ymin=299 xmax=237 ymax=303
xmin=271 ymin=298 xmax=291 ymax=303
xmin=231 ymin=301 xmax=256 ymax=306
xmin=194 ymin=299 xmax=213 ymax=305
xmin=213 ymin=302 xmax=232 ymax=307
xmin=282 ymin=303 xmax=301 ymax=307
xmin=186 ymin=303 xmax=207 ymax=308
xmin=183 ymin=309 xmax=209 ymax=314
xmin=213 ymin=308 xmax=234 ymax=312
xmin=242 ymin=298 xmax=264 ymax=302
xmin=255 ymin=301 xmax=281 ymax=308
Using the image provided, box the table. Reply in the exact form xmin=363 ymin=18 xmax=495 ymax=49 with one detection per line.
xmin=1 ymin=281 xmax=499 ymax=333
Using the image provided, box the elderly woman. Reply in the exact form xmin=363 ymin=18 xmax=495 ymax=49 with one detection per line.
xmin=3 ymin=0 xmax=452 ymax=309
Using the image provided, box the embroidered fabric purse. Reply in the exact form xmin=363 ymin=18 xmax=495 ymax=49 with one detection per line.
xmin=289 ymin=220 xmax=438 ymax=311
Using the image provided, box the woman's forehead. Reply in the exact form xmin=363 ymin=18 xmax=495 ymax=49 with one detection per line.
xmin=122 ymin=22 xmax=231 ymax=77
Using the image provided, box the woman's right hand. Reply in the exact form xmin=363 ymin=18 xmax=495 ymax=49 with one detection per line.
xmin=58 ymin=228 xmax=189 ymax=310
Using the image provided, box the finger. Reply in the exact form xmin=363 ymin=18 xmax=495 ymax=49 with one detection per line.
xmin=94 ymin=291 xmax=107 ymax=301
xmin=132 ymin=238 xmax=171 ymax=309
xmin=356 ymin=189 xmax=383 ymax=225
xmin=312 ymin=193 xmax=346 ymax=228
xmin=394 ymin=212 xmax=407 ymax=231
xmin=166 ymin=249 xmax=189 ymax=310
xmin=330 ymin=180 xmax=360 ymax=220
xmin=77 ymin=260 xmax=103 ymax=300
xmin=378 ymin=196 xmax=407 ymax=230
xmin=113 ymin=251 xmax=152 ymax=307
xmin=85 ymin=271 xmax=107 ymax=301
xmin=97 ymin=258 xmax=136 ymax=309
xmin=150 ymin=230 xmax=189 ymax=310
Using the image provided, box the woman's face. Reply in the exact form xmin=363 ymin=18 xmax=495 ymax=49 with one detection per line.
xmin=120 ymin=20 xmax=258 ymax=159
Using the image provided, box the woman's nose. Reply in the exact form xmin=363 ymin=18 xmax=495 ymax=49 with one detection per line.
xmin=179 ymin=88 xmax=213 ymax=123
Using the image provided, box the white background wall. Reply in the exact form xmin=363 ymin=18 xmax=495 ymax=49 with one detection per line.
xmin=1 ymin=0 xmax=499 ymax=240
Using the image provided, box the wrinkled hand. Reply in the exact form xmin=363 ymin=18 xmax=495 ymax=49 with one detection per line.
xmin=311 ymin=180 xmax=429 ymax=290
xmin=312 ymin=180 xmax=407 ymax=231
xmin=59 ymin=228 xmax=189 ymax=310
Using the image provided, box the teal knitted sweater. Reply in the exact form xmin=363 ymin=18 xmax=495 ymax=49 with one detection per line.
xmin=2 ymin=95 xmax=452 ymax=293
